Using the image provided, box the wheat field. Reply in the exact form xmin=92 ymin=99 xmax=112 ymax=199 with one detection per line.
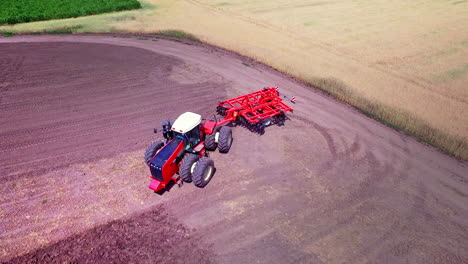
xmin=1 ymin=0 xmax=467 ymax=159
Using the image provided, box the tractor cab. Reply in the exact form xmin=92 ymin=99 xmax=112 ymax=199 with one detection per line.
xmin=171 ymin=112 xmax=203 ymax=150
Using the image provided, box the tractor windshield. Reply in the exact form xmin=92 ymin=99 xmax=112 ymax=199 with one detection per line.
xmin=175 ymin=132 xmax=191 ymax=150
xmin=175 ymin=132 xmax=187 ymax=142
xmin=174 ymin=125 xmax=201 ymax=150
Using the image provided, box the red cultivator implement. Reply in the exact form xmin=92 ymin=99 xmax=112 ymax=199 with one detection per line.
xmin=145 ymin=87 xmax=295 ymax=193
xmin=216 ymin=87 xmax=295 ymax=134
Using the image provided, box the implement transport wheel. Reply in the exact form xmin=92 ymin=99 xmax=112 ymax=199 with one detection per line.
xmin=179 ymin=154 xmax=200 ymax=183
xmin=204 ymin=128 xmax=218 ymax=151
xmin=218 ymin=126 xmax=233 ymax=153
xmin=192 ymin=157 xmax=215 ymax=188
xmin=144 ymin=140 xmax=164 ymax=165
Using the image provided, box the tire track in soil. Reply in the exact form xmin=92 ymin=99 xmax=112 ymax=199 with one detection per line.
xmin=0 ymin=55 xmax=24 ymax=104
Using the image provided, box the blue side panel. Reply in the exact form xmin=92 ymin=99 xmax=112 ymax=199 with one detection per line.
xmin=149 ymin=139 xmax=182 ymax=181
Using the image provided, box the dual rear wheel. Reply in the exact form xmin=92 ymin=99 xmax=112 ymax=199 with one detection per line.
xmin=180 ymin=154 xmax=215 ymax=188
xmin=181 ymin=125 xmax=232 ymax=188
xmin=204 ymin=126 xmax=233 ymax=153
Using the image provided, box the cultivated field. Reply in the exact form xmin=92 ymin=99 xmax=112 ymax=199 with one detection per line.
xmin=1 ymin=35 xmax=467 ymax=263
xmin=1 ymin=0 xmax=467 ymax=159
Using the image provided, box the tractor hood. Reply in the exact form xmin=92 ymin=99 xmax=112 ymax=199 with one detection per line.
xmin=149 ymin=138 xmax=183 ymax=181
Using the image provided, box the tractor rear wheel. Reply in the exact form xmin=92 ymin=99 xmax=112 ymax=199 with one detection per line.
xmin=192 ymin=157 xmax=215 ymax=188
xmin=179 ymin=154 xmax=200 ymax=183
xmin=144 ymin=140 xmax=164 ymax=165
xmin=218 ymin=126 xmax=233 ymax=153
xmin=204 ymin=130 xmax=218 ymax=151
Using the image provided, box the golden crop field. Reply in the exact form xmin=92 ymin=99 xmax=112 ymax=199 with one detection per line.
xmin=1 ymin=0 xmax=467 ymax=159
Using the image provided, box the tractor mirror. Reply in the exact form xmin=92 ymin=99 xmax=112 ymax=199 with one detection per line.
xmin=153 ymin=128 xmax=158 ymax=134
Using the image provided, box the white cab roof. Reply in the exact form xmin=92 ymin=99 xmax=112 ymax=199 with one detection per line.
xmin=171 ymin=112 xmax=202 ymax=133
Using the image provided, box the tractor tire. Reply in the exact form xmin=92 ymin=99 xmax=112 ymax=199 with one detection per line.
xmin=144 ymin=140 xmax=164 ymax=165
xmin=204 ymin=131 xmax=217 ymax=151
xmin=218 ymin=126 xmax=233 ymax=153
xmin=179 ymin=154 xmax=200 ymax=183
xmin=192 ymin=157 xmax=215 ymax=188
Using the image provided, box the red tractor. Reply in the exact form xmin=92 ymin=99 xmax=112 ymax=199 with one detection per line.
xmin=145 ymin=112 xmax=232 ymax=192
xmin=145 ymin=87 xmax=295 ymax=193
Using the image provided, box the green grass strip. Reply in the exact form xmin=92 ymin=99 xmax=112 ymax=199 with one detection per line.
xmin=0 ymin=0 xmax=141 ymax=25
xmin=155 ymin=30 xmax=200 ymax=42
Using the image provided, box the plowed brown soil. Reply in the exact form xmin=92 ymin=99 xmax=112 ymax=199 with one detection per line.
xmin=7 ymin=206 xmax=214 ymax=264
xmin=0 ymin=35 xmax=467 ymax=264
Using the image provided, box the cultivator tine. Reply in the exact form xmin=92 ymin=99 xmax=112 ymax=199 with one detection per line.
xmin=255 ymin=123 xmax=265 ymax=135
xmin=272 ymin=112 xmax=286 ymax=126
xmin=216 ymin=105 xmax=227 ymax=116
xmin=234 ymin=115 xmax=265 ymax=135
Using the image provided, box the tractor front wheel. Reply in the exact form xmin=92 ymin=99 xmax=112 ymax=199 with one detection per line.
xmin=218 ymin=126 xmax=233 ymax=153
xmin=144 ymin=140 xmax=164 ymax=165
xmin=192 ymin=157 xmax=215 ymax=188
xmin=179 ymin=154 xmax=200 ymax=183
